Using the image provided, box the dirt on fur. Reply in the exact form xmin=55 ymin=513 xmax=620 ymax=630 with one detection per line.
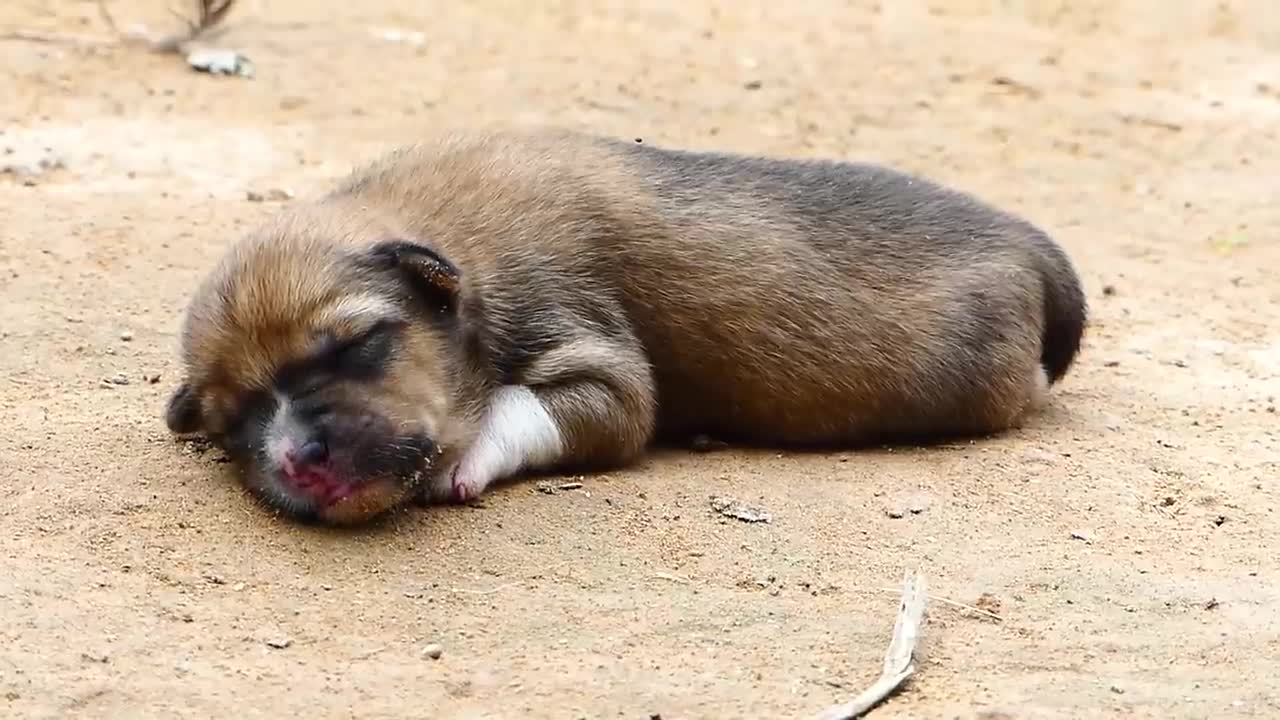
xmin=1 ymin=1 xmax=1277 ymax=718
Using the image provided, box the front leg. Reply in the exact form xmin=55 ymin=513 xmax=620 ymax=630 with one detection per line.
xmin=427 ymin=338 xmax=657 ymax=503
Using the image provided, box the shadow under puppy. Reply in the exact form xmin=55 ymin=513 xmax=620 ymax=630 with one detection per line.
xmin=164 ymin=128 xmax=1087 ymax=525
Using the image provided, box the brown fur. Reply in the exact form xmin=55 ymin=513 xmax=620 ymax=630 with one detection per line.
xmin=166 ymin=127 xmax=1087 ymax=524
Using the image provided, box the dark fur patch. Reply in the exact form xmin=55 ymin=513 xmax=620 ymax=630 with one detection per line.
xmin=165 ymin=382 xmax=203 ymax=434
xmin=220 ymin=389 xmax=278 ymax=464
xmin=275 ymin=321 xmax=403 ymax=396
xmin=368 ymin=240 xmax=463 ymax=315
xmin=1029 ymin=232 xmax=1087 ymax=384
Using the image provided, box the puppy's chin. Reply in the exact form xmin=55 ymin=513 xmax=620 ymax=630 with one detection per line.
xmin=317 ymin=479 xmax=412 ymax=525
xmin=245 ymin=464 xmax=427 ymax=526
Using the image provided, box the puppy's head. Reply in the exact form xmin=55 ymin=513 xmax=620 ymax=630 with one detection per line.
xmin=166 ymin=203 xmax=480 ymax=525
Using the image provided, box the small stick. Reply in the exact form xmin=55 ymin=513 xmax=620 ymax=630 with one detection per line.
xmin=652 ymin=572 xmax=691 ymax=584
xmin=2 ymin=1 xmax=237 ymax=54
xmin=352 ymin=645 xmax=388 ymax=661
xmin=446 ymin=561 xmax=574 ymax=596
xmin=872 ymin=585 xmax=1001 ymax=622
xmin=812 ymin=570 xmax=929 ymax=720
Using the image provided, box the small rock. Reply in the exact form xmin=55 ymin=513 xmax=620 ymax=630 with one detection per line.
xmin=371 ymin=27 xmax=427 ymax=46
xmin=557 ymin=482 xmax=584 ymax=491
xmin=1 ymin=150 xmax=65 ymax=179
xmin=691 ymin=434 xmax=729 ymax=452
xmin=187 ymin=48 xmax=255 ymax=78
xmin=709 ymin=496 xmax=771 ymax=523
xmin=743 ymin=80 xmax=763 ymax=90
xmin=320 ymin=583 xmax=333 ymax=591
xmin=1102 ymin=285 xmax=1116 ymax=296
xmin=1021 ymin=448 xmax=1058 ymax=465
xmin=1213 ymin=515 xmax=1227 ymax=527
xmin=106 ymin=373 xmax=130 ymax=386
xmin=264 ymin=636 xmax=293 ymax=649
xmin=886 ymin=508 xmax=905 ymax=519
xmin=1204 ymin=597 xmax=1220 ymax=610
xmin=1069 ymin=531 xmax=1092 ymax=543
xmin=974 ymin=592 xmax=1003 ymax=615
xmin=1110 ymin=685 xmax=1125 ymax=694
xmin=232 ymin=582 xmax=246 ymax=591
xmin=119 ymin=330 xmax=134 ymax=342
xmin=147 ymin=374 xmax=162 ymax=384
xmin=81 ymin=651 xmax=109 ymax=663
xmin=247 ymin=187 xmax=295 ymax=203
xmin=421 ymin=643 xmax=444 ymax=660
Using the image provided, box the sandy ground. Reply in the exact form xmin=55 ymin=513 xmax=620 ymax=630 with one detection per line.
xmin=2 ymin=1 xmax=1278 ymax=718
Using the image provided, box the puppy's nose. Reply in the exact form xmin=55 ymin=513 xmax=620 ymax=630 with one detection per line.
xmin=288 ymin=438 xmax=329 ymax=468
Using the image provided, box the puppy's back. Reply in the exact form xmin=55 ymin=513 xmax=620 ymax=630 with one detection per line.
xmin=618 ymin=140 xmax=1086 ymax=384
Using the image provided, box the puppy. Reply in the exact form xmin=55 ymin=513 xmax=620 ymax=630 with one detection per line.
xmin=164 ymin=128 xmax=1086 ymax=525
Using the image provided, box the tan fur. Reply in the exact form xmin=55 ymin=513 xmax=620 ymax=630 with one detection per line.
xmin=166 ymin=128 xmax=1087 ymax=525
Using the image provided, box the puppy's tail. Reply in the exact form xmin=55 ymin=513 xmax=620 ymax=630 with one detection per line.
xmin=1029 ymin=230 xmax=1087 ymax=385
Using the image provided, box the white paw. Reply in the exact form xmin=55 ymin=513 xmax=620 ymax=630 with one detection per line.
xmin=422 ymin=386 xmax=564 ymax=505
xmin=448 ymin=459 xmax=493 ymax=503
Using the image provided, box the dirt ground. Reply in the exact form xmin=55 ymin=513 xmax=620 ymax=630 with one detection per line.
xmin=2 ymin=1 xmax=1278 ymax=718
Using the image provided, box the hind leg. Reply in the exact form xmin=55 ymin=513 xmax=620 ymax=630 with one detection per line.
xmin=976 ymin=362 xmax=1052 ymax=434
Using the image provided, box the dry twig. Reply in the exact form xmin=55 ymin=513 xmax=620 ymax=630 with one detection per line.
xmin=812 ymin=570 xmax=929 ymax=720
xmin=102 ymin=0 xmax=237 ymax=53
xmin=1 ymin=1 xmax=236 ymax=54
xmin=872 ymin=585 xmax=1001 ymax=622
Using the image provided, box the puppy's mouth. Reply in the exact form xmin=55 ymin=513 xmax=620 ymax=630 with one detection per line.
xmin=280 ymin=456 xmax=365 ymax=507
xmin=248 ymin=436 xmax=437 ymax=526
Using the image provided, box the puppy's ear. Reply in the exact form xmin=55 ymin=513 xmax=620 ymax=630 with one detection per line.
xmin=165 ymin=381 xmax=204 ymax=435
xmin=370 ymin=240 xmax=462 ymax=313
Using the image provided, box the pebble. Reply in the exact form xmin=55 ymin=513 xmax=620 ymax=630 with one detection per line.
xmin=119 ymin=330 xmax=134 ymax=342
xmin=1110 ymin=685 xmax=1125 ymax=694
xmin=885 ymin=494 xmax=930 ymax=518
xmin=264 ymin=636 xmax=293 ymax=649
xmin=691 ymin=434 xmax=729 ymax=452
xmin=246 ymin=187 xmax=294 ymax=203
xmin=186 ymin=48 xmax=255 ymax=78
xmin=709 ymin=496 xmax=771 ymax=523
xmin=421 ymin=643 xmax=444 ymax=660
xmin=104 ymin=373 xmax=130 ymax=386
xmin=1021 ymin=448 xmax=1058 ymax=465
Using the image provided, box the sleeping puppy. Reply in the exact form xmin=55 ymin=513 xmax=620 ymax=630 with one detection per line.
xmin=164 ymin=128 xmax=1087 ymax=525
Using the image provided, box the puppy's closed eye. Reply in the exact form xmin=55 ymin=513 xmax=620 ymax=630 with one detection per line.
xmin=279 ymin=321 xmax=402 ymax=396
xmin=329 ymin=321 xmax=399 ymax=378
